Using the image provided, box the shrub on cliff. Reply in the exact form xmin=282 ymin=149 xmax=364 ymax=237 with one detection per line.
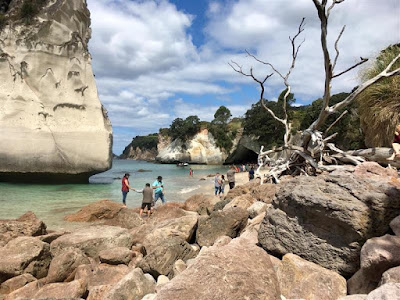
xmin=169 ymin=115 xmax=201 ymax=141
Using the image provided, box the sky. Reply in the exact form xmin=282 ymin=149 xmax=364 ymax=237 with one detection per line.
xmin=86 ymin=0 xmax=400 ymax=155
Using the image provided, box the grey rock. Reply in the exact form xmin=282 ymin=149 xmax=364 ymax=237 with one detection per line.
xmin=50 ymin=225 xmax=133 ymax=258
xmin=32 ymin=279 xmax=87 ymax=299
xmin=172 ymin=260 xmax=186 ymax=278
xmin=137 ymin=237 xmax=197 ymax=279
xmin=380 ymin=266 xmax=400 ymax=285
xmin=247 ymin=201 xmax=269 ymax=218
xmin=0 ymin=273 xmax=36 ymax=295
xmin=103 ymin=268 xmax=156 ymax=300
xmin=196 ymin=207 xmax=248 ymax=247
xmin=46 ymin=248 xmax=90 ymax=283
xmin=349 ymin=234 xmax=400 ymax=294
xmin=390 ymin=215 xmax=400 ymax=236
xmin=0 ymin=212 xmax=47 ymax=247
xmin=99 ymin=247 xmax=133 ymax=265
xmin=155 ymin=236 xmax=280 ymax=300
xmin=0 ymin=237 xmax=51 ymax=284
xmin=277 ymin=253 xmax=347 ymax=300
xmin=366 ymin=283 xmax=400 ymax=300
xmin=258 ymin=173 xmax=400 ymax=276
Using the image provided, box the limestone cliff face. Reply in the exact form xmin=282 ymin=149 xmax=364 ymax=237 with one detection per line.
xmin=0 ymin=0 xmax=112 ymax=182
xmin=120 ymin=146 xmax=157 ymax=161
xmin=156 ymin=129 xmax=227 ymax=164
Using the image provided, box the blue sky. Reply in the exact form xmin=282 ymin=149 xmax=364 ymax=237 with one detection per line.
xmin=86 ymin=0 xmax=400 ymax=154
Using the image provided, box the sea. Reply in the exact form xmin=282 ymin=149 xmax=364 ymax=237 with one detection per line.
xmin=0 ymin=160 xmax=229 ymax=230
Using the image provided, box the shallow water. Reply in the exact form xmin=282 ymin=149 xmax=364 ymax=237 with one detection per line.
xmin=0 ymin=160 xmax=228 ymax=230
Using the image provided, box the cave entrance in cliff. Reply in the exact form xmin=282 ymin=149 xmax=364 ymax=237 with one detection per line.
xmin=225 ymin=145 xmax=259 ymax=165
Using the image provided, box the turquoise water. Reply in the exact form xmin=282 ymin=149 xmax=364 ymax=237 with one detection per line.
xmin=0 ymin=160 xmax=228 ymax=229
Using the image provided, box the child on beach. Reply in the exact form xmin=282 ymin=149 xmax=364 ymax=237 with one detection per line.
xmin=387 ymin=124 xmax=400 ymax=161
xmin=218 ymin=175 xmax=226 ymax=198
xmin=135 ymin=183 xmax=154 ymax=217
xmin=214 ymin=173 xmax=221 ymax=196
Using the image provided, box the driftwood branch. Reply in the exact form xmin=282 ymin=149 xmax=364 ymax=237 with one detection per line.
xmin=324 ymin=110 xmax=348 ymax=135
xmin=333 ymin=57 xmax=368 ymax=78
xmin=332 ymin=25 xmax=345 ymax=71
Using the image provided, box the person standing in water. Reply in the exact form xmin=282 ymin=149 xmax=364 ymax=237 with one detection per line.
xmin=121 ymin=173 xmax=134 ymax=206
xmin=189 ymin=168 xmax=194 ymax=177
xmin=135 ymin=183 xmax=154 ymax=217
xmin=152 ymin=176 xmax=166 ymax=204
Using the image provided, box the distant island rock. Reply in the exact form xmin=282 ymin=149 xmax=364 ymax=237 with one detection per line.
xmin=0 ymin=0 xmax=112 ymax=182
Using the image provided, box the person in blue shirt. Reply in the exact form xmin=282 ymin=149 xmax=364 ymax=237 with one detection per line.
xmin=152 ymin=175 xmax=166 ymax=204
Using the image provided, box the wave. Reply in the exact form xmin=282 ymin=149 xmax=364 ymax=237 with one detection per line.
xmin=179 ymin=185 xmax=201 ymax=194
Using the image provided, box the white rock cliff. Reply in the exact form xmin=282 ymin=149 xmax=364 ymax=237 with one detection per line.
xmin=0 ymin=0 xmax=112 ymax=182
xmin=156 ymin=129 xmax=226 ymax=164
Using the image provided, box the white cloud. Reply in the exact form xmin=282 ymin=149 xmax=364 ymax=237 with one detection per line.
xmin=86 ymin=0 xmax=399 ymax=153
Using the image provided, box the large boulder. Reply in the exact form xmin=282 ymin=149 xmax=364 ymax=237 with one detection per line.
xmin=0 ymin=273 xmax=36 ymax=295
xmin=380 ymin=266 xmax=400 ymax=285
xmin=223 ymin=193 xmax=256 ymax=211
xmin=103 ymin=209 xmax=144 ymax=229
xmin=137 ymin=236 xmax=197 ymax=278
xmin=348 ymin=234 xmax=400 ymax=294
xmin=80 ymin=264 xmax=129 ymax=289
xmin=131 ymin=215 xmax=198 ymax=251
xmin=224 ymin=184 xmax=252 ymax=201
xmin=196 ymin=207 xmax=248 ymax=247
xmin=155 ymin=236 xmax=281 ymax=300
xmin=46 ymin=248 xmax=90 ymax=283
xmin=64 ymin=200 xmax=124 ymax=222
xmin=0 ymin=237 xmax=51 ymax=284
xmin=277 ymin=253 xmax=347 ymax=300
xmin=0 ymin=0 xmax=112 ymax=183
xmin=366 ymin=283 xmax=400 ymax=300
xmin=3 ymin=280 xmax=44 ymax=300
xmin=390 ymin=215 xmax=400 ymax=236
xmin=99 ymin=247 xmax=133 ymax=265
xmin=251 ymin=183 xmax=278 ymax=203
xmin=50 ymin=225 xmax=133 ymax=258
xmin=258 ymin=171 xmax=400 ymax=276
xmin=0 ymin=212 xmax=47 ymax=247
xmin=183 ymin=194 xmax=219 ymax=215
xmin=247 ymin=201 xmax=269 ymax=218
xmin=31 ymin=279 xmax=87 ymax=299
xmin=102 ymin=268 xmax=156 ymax=300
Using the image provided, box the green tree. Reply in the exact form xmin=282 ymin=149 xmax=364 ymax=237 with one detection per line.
xmin=300 ymin=92 xmax=365 ymax=150
xmin=213 ymin=106 xmax=232 ymax=125
xmin=243 ymin=89 xmax=295 ymax=149
xmin=169 ymin=116 xmax=200 ymax=141
xmin=208 ymin=106 xmax=236 ymax=152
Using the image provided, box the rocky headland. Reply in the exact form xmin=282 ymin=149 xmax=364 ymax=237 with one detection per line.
xmin=0 ymin=0 xmax=112 ymax=183
xmin=121 ymin=128 xmax=260 ymax=164
xmin=1 ymin=162 xmax=399 ymax=299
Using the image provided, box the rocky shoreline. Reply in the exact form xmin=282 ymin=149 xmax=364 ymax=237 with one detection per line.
xmin=0 ymin=162 xmax=400 ymax=299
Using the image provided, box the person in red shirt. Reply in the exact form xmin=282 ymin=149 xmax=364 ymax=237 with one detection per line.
xmin=121 ymin=173 xmax=134 ymax=206
xmin=388 ymin=125 xmax=400 ymax=161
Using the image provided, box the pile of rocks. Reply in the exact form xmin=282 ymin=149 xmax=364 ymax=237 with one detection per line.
xmin=0 ymin=162 xmax=399 ymax=300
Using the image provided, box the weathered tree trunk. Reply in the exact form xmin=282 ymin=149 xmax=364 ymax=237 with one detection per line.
xmin=346 ymin=148 xmax=400 ymax=168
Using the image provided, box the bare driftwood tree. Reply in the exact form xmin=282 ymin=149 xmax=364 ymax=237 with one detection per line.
xmin=230 ymin=0 xmax=400 ymax=183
